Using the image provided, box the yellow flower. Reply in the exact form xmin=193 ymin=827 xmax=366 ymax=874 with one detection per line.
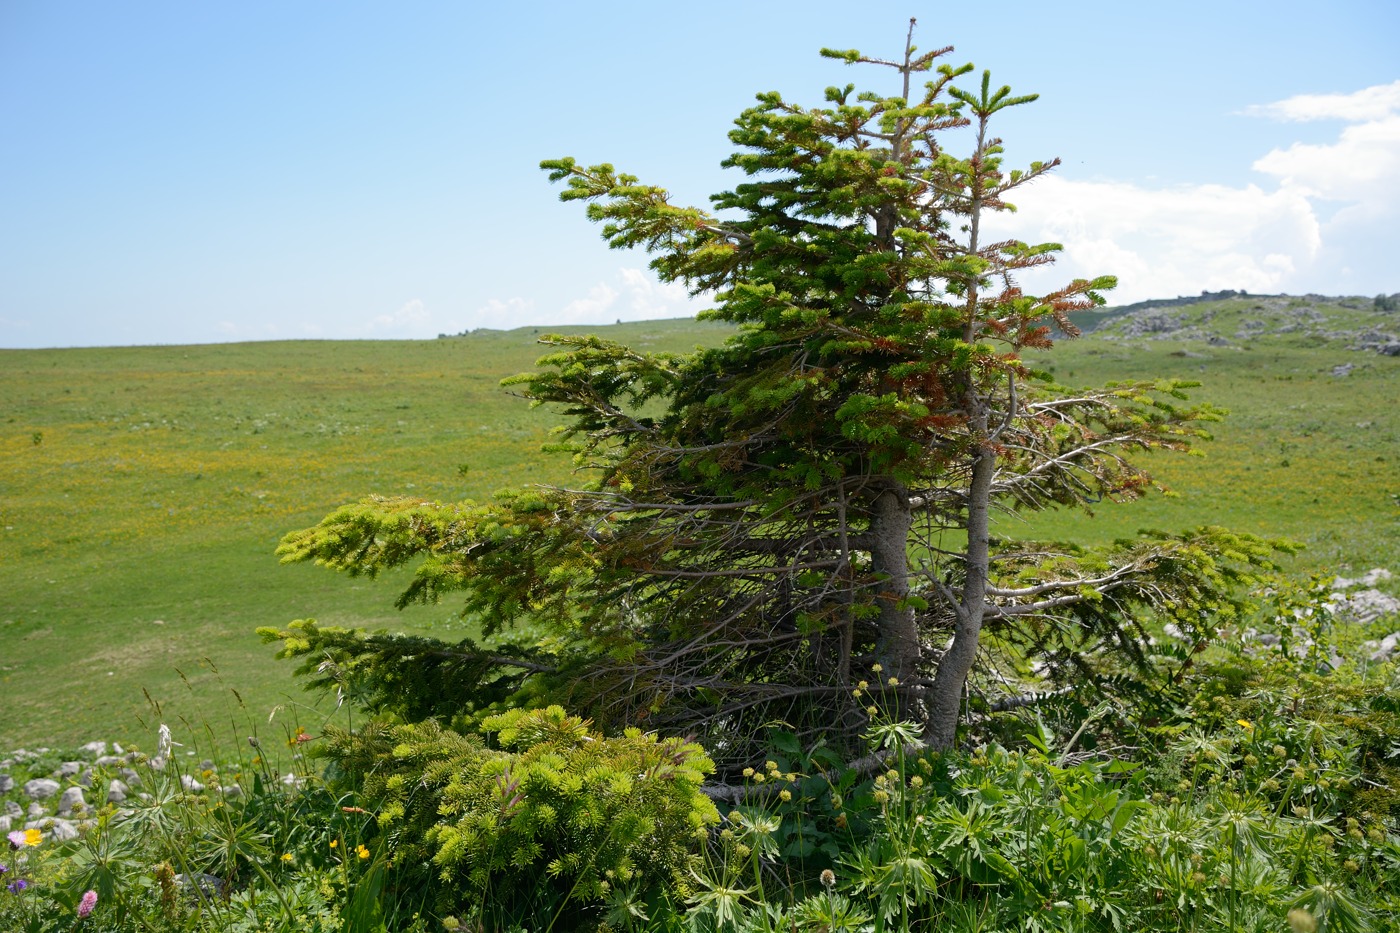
xmin=887 ymin=677 xmax=899 ymax=687
xmin=765 ymin=761 xmax=777 ymax=772
xmin=778 ymin=789 xmax=792 ymax=802
xmin=356 ymin=844 xmax=370 ymax=860
xmin=1236 ymin=719 xmax=1253 ymax=730
xmin=330 ymin=839 xmax=339 ymax=848
xmin=24 ymin=828 xmax=43 ymax=846
xmin=871 ymin=663 xmax=883 ymax=674
xmin=752 ymin=773 xmax=765 ymax=784
xmin=280 ymin=853 xmax=294 ymax=863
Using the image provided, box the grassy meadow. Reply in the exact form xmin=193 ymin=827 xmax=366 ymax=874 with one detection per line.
xmin=2 ymin=299 xmax=1396 ymax=752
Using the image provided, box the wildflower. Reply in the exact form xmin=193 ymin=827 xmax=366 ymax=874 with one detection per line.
xmin=1273 ymin=745 xmax=1287 ymax=758
xmin=1236 ymin=719 xmax=1252 ymax=730
xmin=442 ymin=917 xmax=461 ymax=931
xmin=887 ymin=676 xmax=899 ymax=687
xmin=871 ymin=663 xmax=883 ymax=674
xmin=356 ymin=844 xmax=370 ymax=860
xmin=330 ymin=839 xmax=339 ymax=849
xmin=866 ymin=705 xmax=878 ymax=717
xmin=873 ymin=789 xmax=889 ymax=804
xmin=280 ymin=853 xmax=294 ymax=863
xmin=157 ymin=723 xmax=176 ymax=758
xmin=8 ymin=879 xmax=29 ymax=893
xmin=22 ymin=830 xmax=41 ymax=847
xmin=6 ymin=831 xmax=25 ymax=850
xmin=820 ymin=868 xmax=836 ymax=888
xmin=765 ymin=761 xmax=777 ymax=772
xmin=1288 ymin=908 xmax=1318 ymax=933
xmin=742 ymin=767 xmax=754 ymax=778
xmin=909 ymin=775 xmax=923 ymax=788
xmin=834 ymin=812 xmax=847 ymax=829
xmin=0 ymin=863 xmax=6 ymax=874
xmin=857 ymin=681 xmax=868 ymax=690
xmin=752 ymin=772 xmax=765 ymax=784
xmin=77 ymin=889 xmax=97 ymax=919
xmin=779 ymin=790 xmax=792 ymax=802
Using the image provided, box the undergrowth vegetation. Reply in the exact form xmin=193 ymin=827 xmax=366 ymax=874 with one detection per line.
xmin=4 ymin=584 xmax=1398 ymax=932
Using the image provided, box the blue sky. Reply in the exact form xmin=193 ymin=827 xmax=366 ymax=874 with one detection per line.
xmin=2 ymin=1 xmax=1397 ymax=348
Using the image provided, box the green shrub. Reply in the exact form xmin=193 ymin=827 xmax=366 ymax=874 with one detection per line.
xmin=318 ymin=706 xmax=720 ymax=929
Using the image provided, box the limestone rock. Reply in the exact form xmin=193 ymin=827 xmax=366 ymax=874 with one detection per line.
xmin=78 ymin=741 xmax=107 ymax=758
xmin=58 ymin=786 xmax=86 ymax=817
xmin=1366 ymin=631 xmax=1400 ymax=663
xmin=107 ymin=779 xmax=129 ymax=804
xmin=24 ymin=777 xmax=60 ymax=800
xmin=0 ymin=773 xmax=12 ymax=794
xmin=1332 ymin=568 xmax=1393 ymax=590
xmin=1328 ymin=589 xmax=1400 ymax=625
xmin=56 ymin=761 xmax=82 ymax=778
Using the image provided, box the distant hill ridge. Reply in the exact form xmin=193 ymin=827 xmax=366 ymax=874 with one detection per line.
xmin=1064 ymin=288 xmax=1394 ymax=340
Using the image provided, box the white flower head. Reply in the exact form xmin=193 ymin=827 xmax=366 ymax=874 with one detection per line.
xmin=157 ymin=724 xmax=182 ymax=759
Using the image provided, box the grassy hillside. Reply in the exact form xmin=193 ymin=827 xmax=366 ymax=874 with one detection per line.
xmin=1 ymin=299 xmax=1395 ymax=750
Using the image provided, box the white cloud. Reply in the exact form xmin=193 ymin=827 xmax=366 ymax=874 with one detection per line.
xmin=560 ymin=282 xmax=619 ymax=321
xmin=1242 ymin=80 xmax=1400 ymax=123
xmin=468 ymin=296 xmax=536 ymax=331
xmin=1252 ymin=115 xmax=1400 ymax=202
xmin=981 ymin=80 xmax=1400 ymax=304
xmin=554 ymin=268 xmax=707 ymax=325
xmin=367 ymin=298 xmax=430 ymax=335
xmin=983 ymin=177 xmax=1321 ymax=303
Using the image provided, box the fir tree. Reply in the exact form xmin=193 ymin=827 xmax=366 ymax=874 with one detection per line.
xmin=267 ymin=22 xmax=1284 ymax=769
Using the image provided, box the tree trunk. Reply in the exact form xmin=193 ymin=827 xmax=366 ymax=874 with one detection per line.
xmin=868 ymin=483 xmax=920 ymax=687
xmin=924 ymin=444 xmax=994 ymax=749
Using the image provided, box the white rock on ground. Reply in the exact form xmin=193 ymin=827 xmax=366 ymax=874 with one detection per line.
xmin=107 ymin=779 xmax=129 ymax=804
xmin=1328 ymin=589 xmax=1400 ymax=625
xmin=24 ymin=777 xmax=60 ymax=800
xmin=56 ymin=761 xmax=82 ymax=778
xmin=0 ymin=774 xmax=12 ymax=793
xmin=57 ymin=786 xmax=86 ymax=817
xmin=1366 ymin=631 xmax=1400 ymax=662
xmin=1333 ymin=568 xmax=1394 ymax=590
xmin=78 ymin=741 xmax=107 ymax=758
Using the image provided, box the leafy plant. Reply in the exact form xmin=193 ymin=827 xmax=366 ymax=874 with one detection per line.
xmin=316 ymin=706 xmax=719 ymax=930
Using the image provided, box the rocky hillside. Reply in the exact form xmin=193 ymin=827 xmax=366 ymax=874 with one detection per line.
xmin=1070 ymin=292 xmax=1400 ymax=357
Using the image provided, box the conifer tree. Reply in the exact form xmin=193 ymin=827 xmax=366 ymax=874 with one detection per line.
xmin=267 ymin=22 xmax=1282 ymax=767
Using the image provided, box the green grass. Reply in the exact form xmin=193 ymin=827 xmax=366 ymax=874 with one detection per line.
xmin=1 ymin=300 xmax=1395 ymax=751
